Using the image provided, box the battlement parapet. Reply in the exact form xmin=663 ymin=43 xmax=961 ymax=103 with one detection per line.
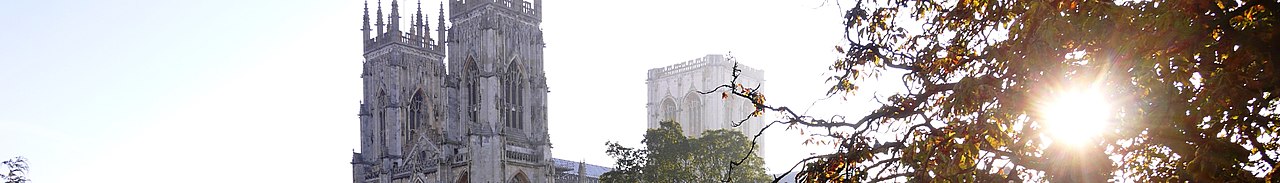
xmin=451 ymin=0 xmax=541 ymax=20
xmin=647 ymin=54 xmax=765 ymax=81
xmin=365 ymin=32 xmax=443 ymax=53
xmin=361 ymin=0 xmax=447 ymax=54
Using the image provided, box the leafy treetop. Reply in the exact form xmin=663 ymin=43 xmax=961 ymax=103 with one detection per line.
xmin=712 ymin=0 xmax=1278 ymax=182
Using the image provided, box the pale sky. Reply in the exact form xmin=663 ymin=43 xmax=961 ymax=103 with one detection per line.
xmin=0 ymin=0 xmax=893 ymax=182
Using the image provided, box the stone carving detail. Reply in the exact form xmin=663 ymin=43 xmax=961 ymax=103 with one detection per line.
xmin=354 ymin=1 xmax=551 ymax=182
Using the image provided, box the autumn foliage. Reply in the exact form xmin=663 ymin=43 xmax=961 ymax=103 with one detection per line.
xmin=713 ymin=0 xmax=1278 ymax=182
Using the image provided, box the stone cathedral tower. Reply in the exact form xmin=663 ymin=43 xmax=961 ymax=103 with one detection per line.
xmin=646 ymin=54 xmax=766 ymax=157
xmin=350 ymin=0 xmax=551 ymax=182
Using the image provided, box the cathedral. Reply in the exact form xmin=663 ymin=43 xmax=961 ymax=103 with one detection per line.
xmin=646 ymin=54 xmax=766 ymax=156
xmin=349 ymin=0 xmax=553 ymax=182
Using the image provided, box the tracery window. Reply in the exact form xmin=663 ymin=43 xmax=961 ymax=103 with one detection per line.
xmin=466 ymin=61 xmax=480 ymax=123
xmin=502 ymin=61 xmax=523 ymax=130
xmin=684 ymin=93 xmax=703 ymax=131
xmin=661 ymin=98 xmax=677 ymax=122
xmin=406 ymin=91 xmax=424 ymax=144
xmin=410 ymin=92 xmax=424 ymax=129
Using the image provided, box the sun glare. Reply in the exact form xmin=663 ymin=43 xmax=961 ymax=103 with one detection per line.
xmin=1039 ymin=89 xmax=1111 ymax=146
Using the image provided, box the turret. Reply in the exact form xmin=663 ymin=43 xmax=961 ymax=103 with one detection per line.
xmin=420 ymin=1 xmax=431 ymax=44
xmin=577 ymin=160 xmax=586 ymax=183
xmin=409 ymin=2 xmax=418 ymax=40
xmin=376 ymin=0 xmax=384 ymax=35
xmin=415 ymin=0 xmax=426 ymax=44
xmin=534 ymin=0 xmax=542 ymax=17
xmin=437 ymin=2 xmax=446 ymax=48
xmin=351 ymin=151 xmax=366 ymax=183
xmin=362 ymin=0 xmax=371 ymax=46
xmin=389 ymin=0 xmax=401 ymax=40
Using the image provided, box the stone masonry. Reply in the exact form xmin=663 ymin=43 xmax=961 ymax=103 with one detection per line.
xmin=646 ymin=54 xmax=767 ymax=157
xmin=351 ymin=0 xmax=552 ymax=182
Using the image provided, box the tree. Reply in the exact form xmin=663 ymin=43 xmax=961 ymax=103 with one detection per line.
xmin=709 ymin=0 xmax=1278 ymax=182
xmin=2 ymin=157 xmax=29 ymax=183
xmin=601 ymin=120 xmax=771 ymax=183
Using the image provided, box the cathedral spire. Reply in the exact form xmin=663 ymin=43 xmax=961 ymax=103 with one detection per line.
xmin=362 ymin=0 xmax=371 ymax=44
xmin=415 ymin=0 xmax=425 ymax=44
xmin=437 ymin=2 xmax=446 ymax=46
xmin=376 ymin=0 xmax=384 ymax=35
xmin=408 ymin=1 xmax=418 ymax=39
xmin=389 ymin=0 xmax=401 ymax=39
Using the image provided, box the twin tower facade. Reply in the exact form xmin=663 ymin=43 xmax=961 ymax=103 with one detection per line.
xmin=350 ymin=0 xmax=552 ymax=182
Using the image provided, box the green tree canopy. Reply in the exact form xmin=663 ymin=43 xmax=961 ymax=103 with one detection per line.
xmin=712 ymin=0 xmax=1278 ymax=182
xmin=601 ymin=121 xmax=770 ymax=183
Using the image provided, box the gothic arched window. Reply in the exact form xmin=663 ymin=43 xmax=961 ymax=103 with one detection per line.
xmin=507 ymin=171 xmax=530 ymax=183
xmin=661 ymin=98 xmax=677 ymax=122
xmin=502 ymin=61 xmax=523 ymax=130
xmin=456 ymin=172 xmax=469 ymax=183
xmin=407 ymin=91 xmax=424 ymax=142
xmin=378 ymin=91 xmax=388 ymax=151
xmin=466 ymin=61 xmax=480 ymax=123
xmin=684 ymin=92 xmax=703 ymax=131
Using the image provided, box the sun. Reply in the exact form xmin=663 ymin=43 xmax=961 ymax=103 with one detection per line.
xmin=1038 ymin=88 xmax=1111 ymax=146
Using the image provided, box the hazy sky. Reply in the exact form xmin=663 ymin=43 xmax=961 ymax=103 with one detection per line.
xmin=0 ymin=0 xmax=893 ymax=182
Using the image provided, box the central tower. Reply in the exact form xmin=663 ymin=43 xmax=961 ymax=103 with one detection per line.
xmin=351 ymin=0 xmax=550 ymax=182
